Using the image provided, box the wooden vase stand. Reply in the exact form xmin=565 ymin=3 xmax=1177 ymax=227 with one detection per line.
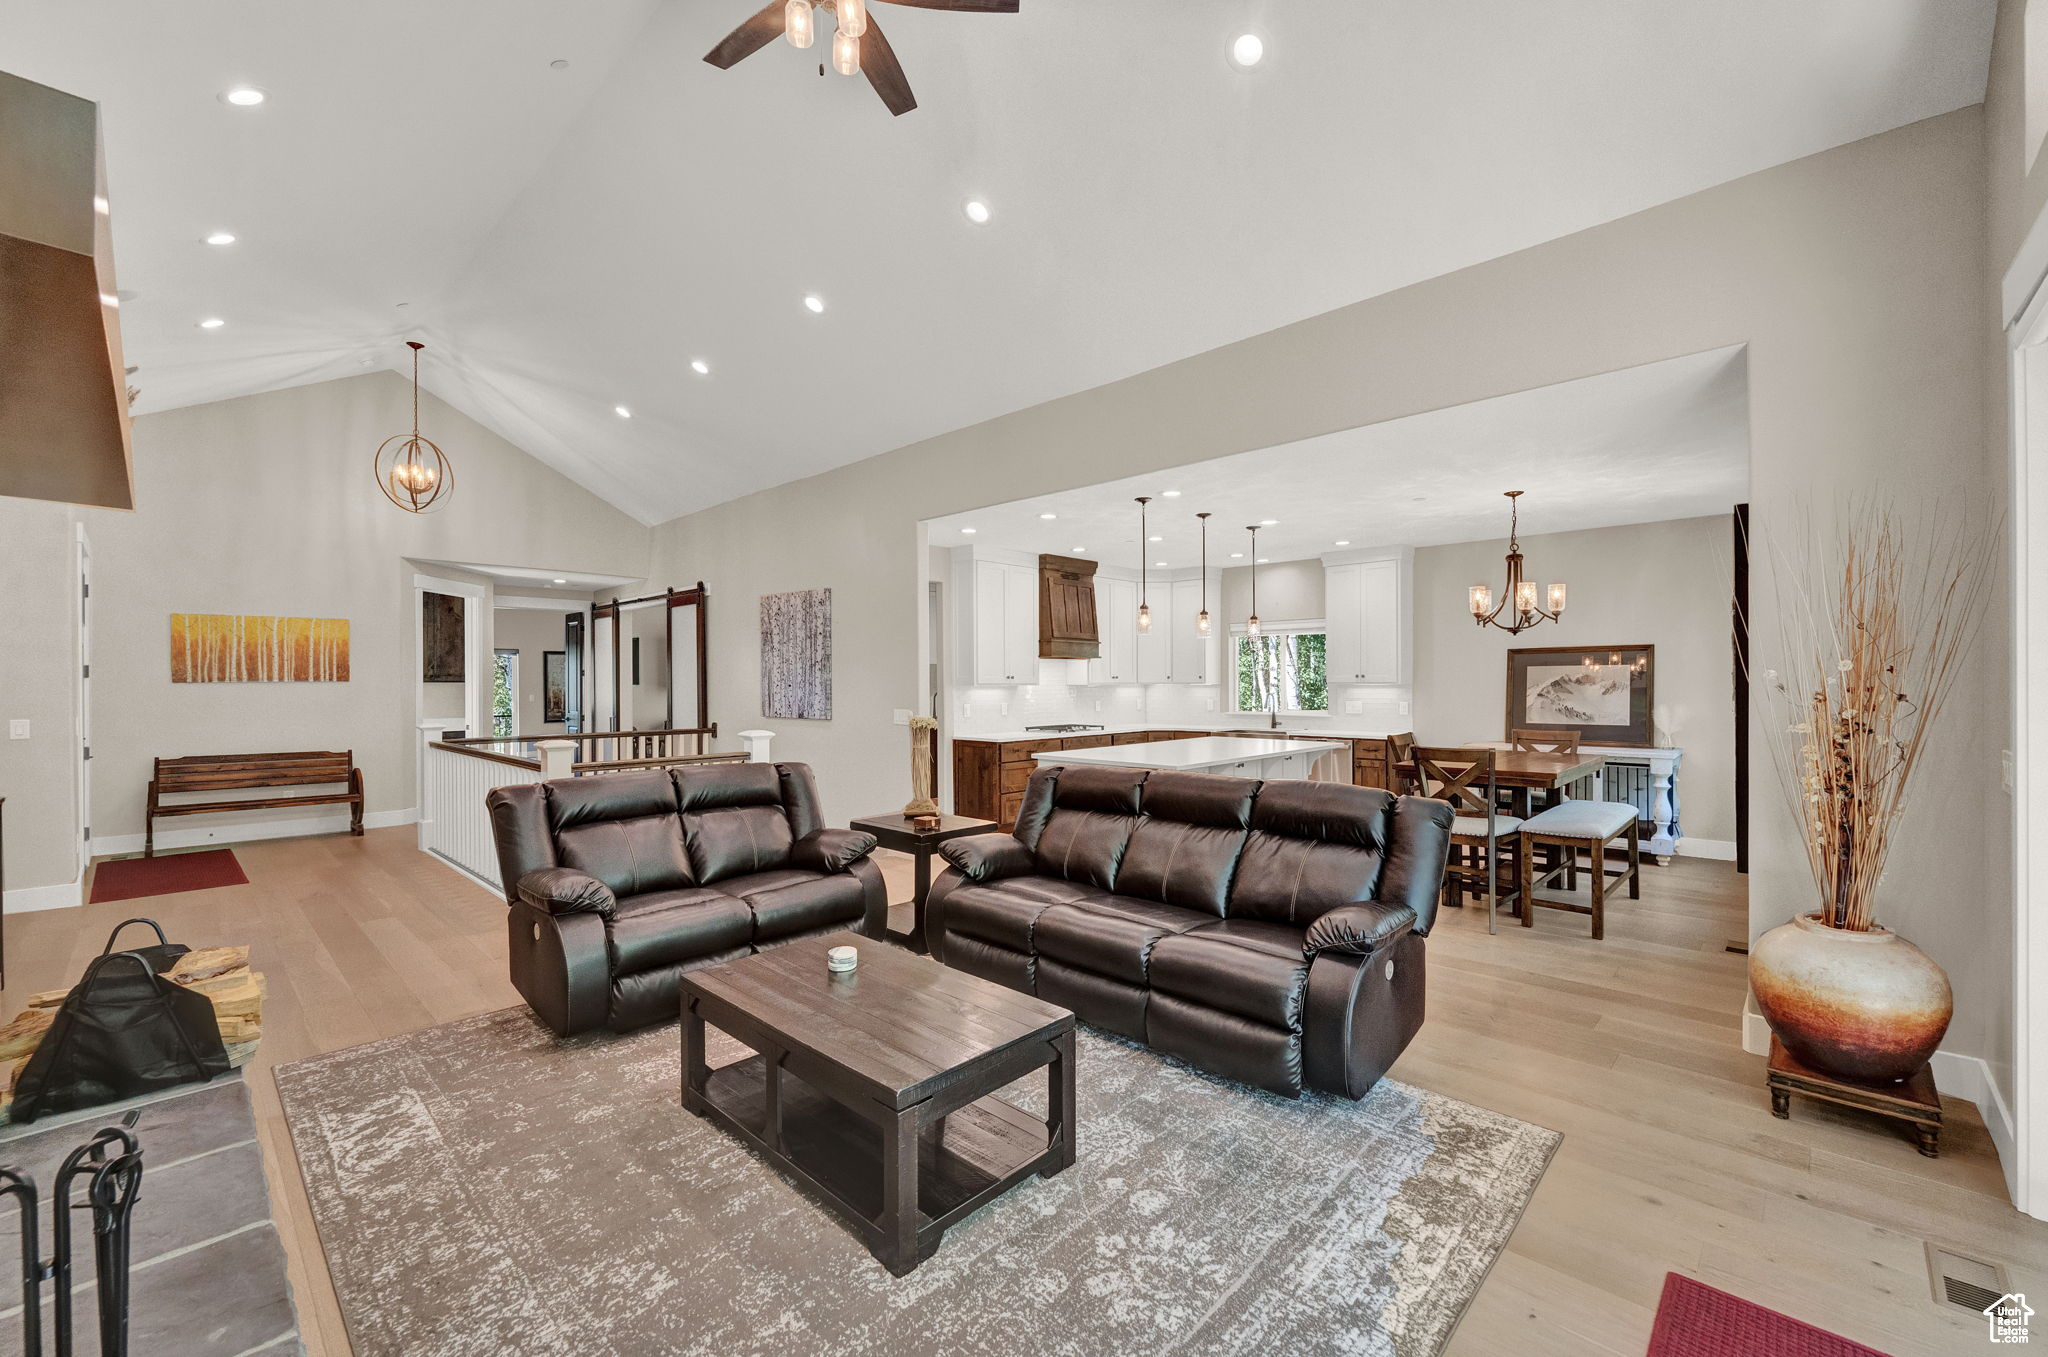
xmin=1766 ymin=1037 xmax=1941 ymax=1157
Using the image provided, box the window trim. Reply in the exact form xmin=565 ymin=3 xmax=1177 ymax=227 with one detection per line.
xmin=1228 ymin=619 xmax=1330 ymax=715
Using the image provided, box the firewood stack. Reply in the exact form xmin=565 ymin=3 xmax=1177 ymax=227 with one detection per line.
xmin=0 ymin=946 xmax=265 ymax=1119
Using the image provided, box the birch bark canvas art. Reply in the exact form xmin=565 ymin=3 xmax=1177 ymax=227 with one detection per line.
xmin=171 ymin=614 xmax=350 ymax=682
xmin=760 ymin=588 xmax=832 ymax=719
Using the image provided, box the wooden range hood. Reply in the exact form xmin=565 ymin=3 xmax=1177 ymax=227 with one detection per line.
xmin=1038 ymin=553 xmax=1100 ymax=660
xmin=0 ymin=70 xmax=135 ymax=510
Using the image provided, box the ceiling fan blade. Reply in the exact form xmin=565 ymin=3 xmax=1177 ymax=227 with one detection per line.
xmin=874 ymin=0 xmax=1020 ymax=11
xmin=704 ymin=0 xmax=790 ymax=69
xmin=860 ymin=14 xmax=918 ymax=116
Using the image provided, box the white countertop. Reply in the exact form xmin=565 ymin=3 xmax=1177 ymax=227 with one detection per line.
xmin=1033 ymin=736 xmax=1348 ymax=771
xmin=958 ymin=721 xmax=1403 ymax=743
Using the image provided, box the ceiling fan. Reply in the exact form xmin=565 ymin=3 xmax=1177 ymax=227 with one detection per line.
xmin=704 ymin=0 xmax=1019 ymax=117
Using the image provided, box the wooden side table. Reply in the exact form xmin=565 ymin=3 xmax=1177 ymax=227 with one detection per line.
xmin=848 ymin=812 xmax=998 ymax=953
xmin=1767 ymin=1037 xmax=1941 ymax=1157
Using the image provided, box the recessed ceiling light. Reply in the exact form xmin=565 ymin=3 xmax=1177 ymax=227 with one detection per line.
xmin=690 ymin=359 xmax=710 ymax=375
xmin=1256 ymin=557 xmax=1270 ymax=564
xmin=960 ymin=527 xmax=977 ymax=534
xmin=803 ymin=294 xmax=826 ymax=313
xmin=1229 ymin=552 xmax=1244 ymax=559
xmin=205 ymin=231 xmax=236 ymax=245
xmin=552 ymin=578 xmax=567 ymax=584
xmin=1162 ymin=489 xmax=1182 ymax=498
xmin=1259 ymin=519 xmax=1278 ymax=526
xmin=1148 ymin=535 xmax=1162 ymax=542
xmin=1334 ymin=540 xmax=1351 ymax=546
xmin=198 ymin=317 xmax=225 ymax=329
xmin=614 ymin=405 xmax=632 ymax=418
xmin=220 ymin=87 xmax=267 ymax=106
xmin=1072 ymin=546 xmax=1086 ymax=552
xmin=963 ymin=199 xmax=991 ymax=225
xmin=1228 ymin=33 xmax=1265 ymax=69
xmin=1155 ymin=561 xmax=1169 ymax=568
xmin=1039 ymin=512 xmax=1057 ymax=520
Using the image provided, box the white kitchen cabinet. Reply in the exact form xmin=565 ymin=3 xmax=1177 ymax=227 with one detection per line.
xmin=1169 ymin=578 xmax=1218 ymax=685
xmin=1087 ymin=576 xmax=1139 ymax=684
xmin=1324 ymin=555 xmax=1407 ymax=685
xmin=1135 ymin=600 xmax=1170 ymax=683
xmin=961 ymin=556 xmax=1040 ymax=685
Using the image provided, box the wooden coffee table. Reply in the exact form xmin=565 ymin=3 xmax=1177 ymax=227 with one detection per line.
xmin=679 ymin=931 xmax=1076 ymax=1275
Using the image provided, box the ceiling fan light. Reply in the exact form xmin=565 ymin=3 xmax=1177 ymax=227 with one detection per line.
xmin=785 ymin=0 xmax=815 ymax=49
xmin=832 ymin=27 xmax=860 ymax=75
xmin=838 ymin=0 xmax=868 ymax=39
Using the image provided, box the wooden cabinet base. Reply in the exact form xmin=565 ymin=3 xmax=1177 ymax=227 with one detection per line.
xmin=1766 ymin=1037 xmax=1941 ymax=1157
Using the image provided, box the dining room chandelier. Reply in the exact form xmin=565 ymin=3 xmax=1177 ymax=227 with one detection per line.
xmin=1468 ymin=490 xmax=1566 ymax=634
xmin=373 ymin=341 xmax=452 ymax=514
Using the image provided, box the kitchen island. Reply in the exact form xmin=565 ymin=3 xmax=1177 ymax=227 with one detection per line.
xmin=1032 ymin=736 xmax=1347 ymax=782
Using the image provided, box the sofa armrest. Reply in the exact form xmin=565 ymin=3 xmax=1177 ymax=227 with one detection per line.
xmin=939 ymin=834 xmax=1033 ymax=883
xmin=515 ymin=867 xmax=617 ymax=919
xmin=1305 ymin=902 xmax=1418 ymax=957
xmin=792 ymin=828 xmax=878 ymax=873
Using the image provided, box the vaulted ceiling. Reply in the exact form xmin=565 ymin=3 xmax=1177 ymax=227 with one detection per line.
xmin=6 ymin=1 xmax=1994 ymax=525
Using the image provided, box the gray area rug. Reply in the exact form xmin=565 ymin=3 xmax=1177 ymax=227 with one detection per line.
xmin=277 ymin=1008 xmax=1558 ymax=1357
xmin=0 ymin=1074 xmax=302 ymax=1357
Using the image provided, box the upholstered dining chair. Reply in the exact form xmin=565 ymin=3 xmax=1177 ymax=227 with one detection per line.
xmin=1411 ymin=746 xmax=1519 ymax=934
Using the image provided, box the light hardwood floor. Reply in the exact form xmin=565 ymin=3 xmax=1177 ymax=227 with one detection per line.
xmin=0 ymin=828 xmax=2034 ymax=1354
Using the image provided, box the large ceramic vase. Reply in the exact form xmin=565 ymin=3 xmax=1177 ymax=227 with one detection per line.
xmin=1749 ymin=913 xmax=1952 ymax=1084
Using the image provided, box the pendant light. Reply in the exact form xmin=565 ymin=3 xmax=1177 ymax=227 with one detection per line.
xmin=784 ymin=0 xmax=814 ymax=48
xmin=838 ymin=0 xmax=868 ymax=37
xmin=832 ymin=27 xmax=861 ymax=75
xmin=373 ymin=341 xmax=453 ymax=513
xmin=1194 ymin=512 xmax=1213 ymax=634
xmin=1467 ymin=490 xmax=1567 ymax=634
xmin=1244 ymin=524 xmax=1262 ymax=638
xmin=1135 ymin=497 xmax=1153 ymax=633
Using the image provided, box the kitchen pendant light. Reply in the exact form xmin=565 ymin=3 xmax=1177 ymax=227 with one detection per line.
xmin=1468 ymin=490 xmax=1567 ymax=634
xmin=1135 ymin=497 xmax=1153 ymax=633
xmin=1244 ymin=525 xmax=1262 ymax=638
xmin=373 ymin=341 xmax=452 ymax=513
xmin=1195 ymin=512 xmax=1213 ymax=634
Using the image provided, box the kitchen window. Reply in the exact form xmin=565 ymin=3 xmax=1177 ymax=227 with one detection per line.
xmin=1232 ymin=623 xmax=1328 ymax=713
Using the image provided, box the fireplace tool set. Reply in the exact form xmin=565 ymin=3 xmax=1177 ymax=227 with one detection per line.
xmin=0 ymin=1114 xmax=145 ymax=1356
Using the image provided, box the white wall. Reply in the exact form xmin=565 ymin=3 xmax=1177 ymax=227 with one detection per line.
xmin=38 ymin=372 xmax=652 ymax=858
xmin=0 ymin=500 xmax=82 ymax=902
xmin=644 ymin=109 xmax=2005 ymax=1077
xmin=1412 ymin=515 xmax=1738 ymax=845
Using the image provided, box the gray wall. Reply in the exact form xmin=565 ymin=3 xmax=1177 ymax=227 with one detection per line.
xmin=644 ymin=109 xmax=2006 ymax=1073
xmin=1411 ymin=515 xmax=1737 ymax=844
xmin=0 ymin=500 xmax=82 ymax=895
xmin=491 ymin=608 xmax=572 ymax=737
xmin=4 ymin=371 xmax=652 ymax=880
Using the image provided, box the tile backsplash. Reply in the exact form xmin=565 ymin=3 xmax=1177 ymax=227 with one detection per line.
xmin=953 ymin=659 xmax=1410 ymax=736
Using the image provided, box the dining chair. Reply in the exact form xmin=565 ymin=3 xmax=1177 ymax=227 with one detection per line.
xmin=1509 ymin=728 xmax=1591 ymax=884
xmin=1411 ymin=746 xmax=1520 ymax=934
xmin=1386 ymin=731 xmax=1416 ymax=793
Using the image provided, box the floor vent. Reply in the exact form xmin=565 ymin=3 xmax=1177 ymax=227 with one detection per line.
xmin=1927 ymin=1242 xmax=2008 ymax=1313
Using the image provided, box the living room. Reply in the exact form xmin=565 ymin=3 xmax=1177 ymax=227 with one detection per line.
xmin=0 ymin=3 xmax=2041 ymax=1355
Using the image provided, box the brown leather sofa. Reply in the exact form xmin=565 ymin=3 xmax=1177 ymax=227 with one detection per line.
xmin=926 ymin=766 xmax=1453 ymax=1099
xmin=486 ymin=761 xmax=885 ymax=1035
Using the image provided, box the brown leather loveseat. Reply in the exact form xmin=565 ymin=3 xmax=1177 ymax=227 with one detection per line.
xmin=926 ymin=766 xmax=1453 ymax=1098
xmin=486 ymin=761 xmax=885 ymax=1035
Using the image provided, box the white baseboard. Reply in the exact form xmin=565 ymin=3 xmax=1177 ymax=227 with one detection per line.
xmin=91 ymin=807 xmax=418 ymax=859
xmin=3 ymin=878 xmax=84 ymax=914
xmin=1676 ymin=837 xmax=1737 ymax=861
xmin=1742 ymin=994 xmax=2017 ymax=1197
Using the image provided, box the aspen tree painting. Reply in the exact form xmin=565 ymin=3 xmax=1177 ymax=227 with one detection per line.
xmin=170 ymin=614 xmax=351 ymax=682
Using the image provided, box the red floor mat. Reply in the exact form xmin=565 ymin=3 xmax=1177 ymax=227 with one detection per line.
xmin=89 ymin=848 xmax=249 ymax=904
xmin=1647 ymin=1274 xmax=1893 ymax=1356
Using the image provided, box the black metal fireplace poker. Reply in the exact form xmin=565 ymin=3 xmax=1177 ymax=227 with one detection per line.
xmin=2 ymin=1117 xmax=145 ymax=1357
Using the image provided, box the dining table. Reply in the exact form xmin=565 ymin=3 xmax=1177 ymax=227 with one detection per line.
xmin=1394 ymin=747 xmax=1608 ymax=819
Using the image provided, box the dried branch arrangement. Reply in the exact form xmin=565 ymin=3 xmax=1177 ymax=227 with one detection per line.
xmin=1753 ymin=506 xmax=1994 ymax=932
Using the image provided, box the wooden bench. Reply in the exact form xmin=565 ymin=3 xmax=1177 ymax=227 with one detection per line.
xmin=146 ymin=750 xmax=364 ymax=856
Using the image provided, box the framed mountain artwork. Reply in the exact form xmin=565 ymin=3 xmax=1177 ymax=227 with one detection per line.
xmin=1505 ymin=644 xmax=1654 ymax=746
